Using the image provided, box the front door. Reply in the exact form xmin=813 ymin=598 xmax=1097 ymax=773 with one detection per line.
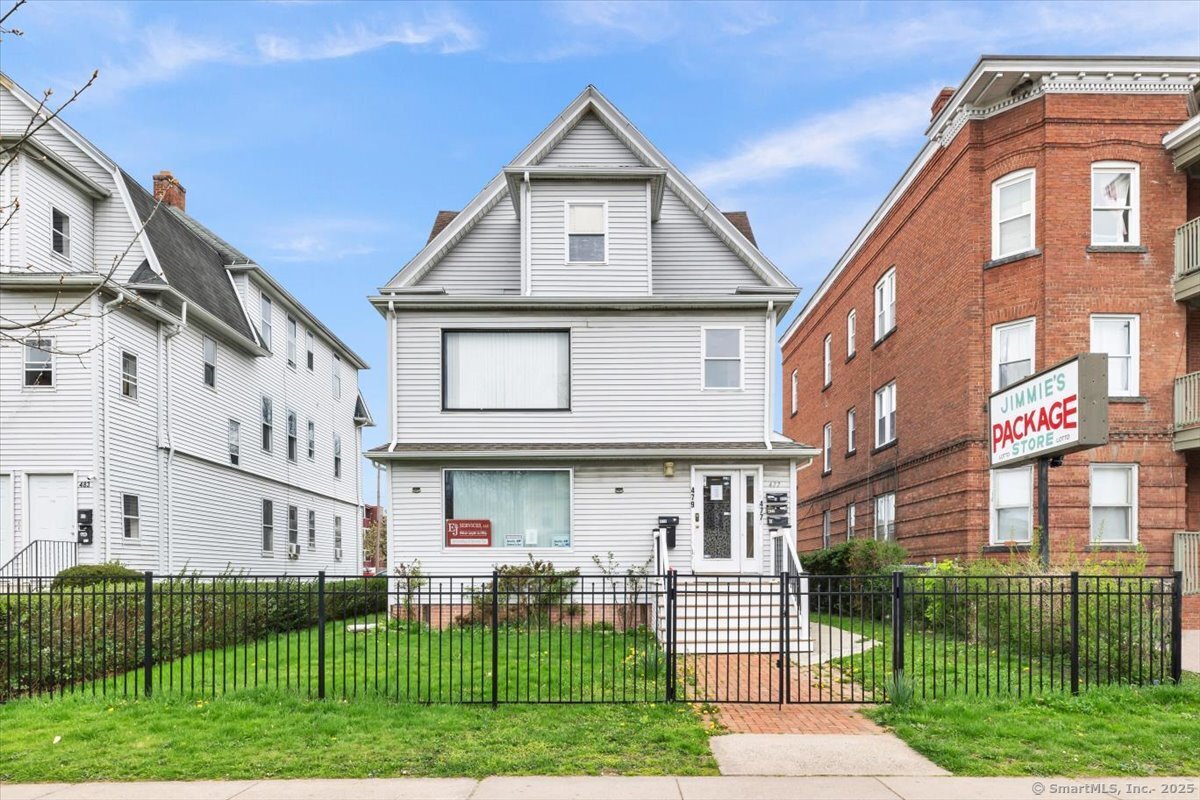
xmin=693 ymin=468 xmax=760 ymax=573
xmin=27 ymin=474 xmax=75 ymax=541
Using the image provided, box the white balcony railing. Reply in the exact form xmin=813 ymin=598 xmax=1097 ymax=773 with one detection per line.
xmin=1175 ymin=532 xmax=1200 ymax=595
xmin=1175 ymin=372 xmax=1200 ymax=430
xmin=1176 ymin=217 xmax=1200 ymax=280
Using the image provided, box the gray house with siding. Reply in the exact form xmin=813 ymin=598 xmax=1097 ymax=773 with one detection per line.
xmin=369 ymin=86 xmax=817 ymax=582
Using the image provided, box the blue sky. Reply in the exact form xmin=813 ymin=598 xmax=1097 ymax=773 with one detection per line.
xmin=2 ymin=0 xmax=1197 ymax=490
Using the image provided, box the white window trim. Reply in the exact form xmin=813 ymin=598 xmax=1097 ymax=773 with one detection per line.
xmin=23 ymin=336 xmax=54 ymax=390
xmin=286 ymin=410 xmax=298 ymax=463
xmin=332 ymin=353 xmax=342 ymax=399
xmin=288 ymin=505 xmax=299 ymax=548
xmin=991 ymin=317 xmax=1036 ymax=392
xmin=202 ymin=335 xmax=218 ymax=390
xmin=989 ymin=465 xmax=1034 ymax=545
xmin=305 ymin=330 xmax=315 ymax=372
xmin=873 ymin=268 xmax=896 ymax=343
xmin=847 ymin=309 xmax=857 ymax=358
xmin=333 ymin=433 xmax=342 ymax=479
xmin=1091 ymin=161 xmax=1140 ymax=247
xmin=287 ymin=315 xmax=298 ymax=367
xmin=261 ymin=396 xmax=273 ymax=453
xmin=1090 ymin=313 xmax=1140 ymax=397
xmin=259 ymin=293 xmax=273 ymax=351
xmin=991 ymin=168 xmax=1036 ymax=260
xmin=120 ymin=350 xmax=138 ymax=401
xmin=261 ymin=498 xmax=274 ymax=555
xmin=846 ymin=503 xmax=856 ymax=539
xmin=823 ymin=334 xmax=832 ymax=387
xmin=700 ymin=326 xmax=744 ymax=392
xmin=306 ymin=420 xmax=316 ymax=461
xmin=822 ymin=510 xmax=831 ymax=549
xmin=441 ymin=467 xmax=576 ymax=553
xmin=51 ymin=207 xmax=71 ymax=261
xmin=307 ymin=509 xmax=317 ymax=549
xmin=563 ymin=200 xmax=609 ymax=265
xmin=790 ymin=369 xmax=798 ymax=416
xmin=847 ymin=407 xmax=857 ymax=453
xmin=122 ymin=493 xmax=140 ymax=540
xmin=334 ymin=516 xmax=343 ymax=559
xmin=874 ymin=493 xmax=896 ymax=541
xmin=822 ymin=423 xmax=832 ymax=473
xmin=1089 ymin=463 xmax=1138 ymax=545
xmin=874 ymin=381 xmax=897 ymax=448
xmin=228 ymin=419 xmax=240 ymax=466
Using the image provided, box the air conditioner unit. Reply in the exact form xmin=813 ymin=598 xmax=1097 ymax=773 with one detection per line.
xmin=334 ymin=548 xmax=343 ymax=561
xmin=288 ymin=543 xmax=300 ymax=559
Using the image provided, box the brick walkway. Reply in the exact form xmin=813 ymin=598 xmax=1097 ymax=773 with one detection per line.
xmin=681 ymin=653 xmax=884 ymax=734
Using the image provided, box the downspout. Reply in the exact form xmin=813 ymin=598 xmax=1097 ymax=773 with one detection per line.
xmin=764 ymin=300 xmax=774 ymax=450
xmin=387 ymin=299 xmax=397 ymax=452
xmin=100 ymin=290 xmax=126 ymax=563
xmin=163 ymin=302 xmax=187 ymax=573
xmin=521 ymin=171 xmax=532 ymax=296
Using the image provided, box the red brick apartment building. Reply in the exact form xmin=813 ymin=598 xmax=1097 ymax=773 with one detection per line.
xmin=780 ymin=56 xmax=1200 ymax=588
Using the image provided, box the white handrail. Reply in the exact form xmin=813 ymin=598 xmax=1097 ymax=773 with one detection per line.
xmin=651 ymin=528 xmax=671 ymax=644
xmin=770 ymin=529 xmax=809 ymax=650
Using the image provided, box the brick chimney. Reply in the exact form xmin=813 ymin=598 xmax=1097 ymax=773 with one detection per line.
xmin=930 ymin=87 xmax=956 ymax=121
xmin=153 ymin=170 xmax=186 ymax=212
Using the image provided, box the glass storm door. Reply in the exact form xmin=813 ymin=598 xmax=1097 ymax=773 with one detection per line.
xmin=694 ymin=468 xmax=760 ymax=573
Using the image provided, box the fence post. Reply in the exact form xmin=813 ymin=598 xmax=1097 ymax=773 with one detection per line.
xmin=491 ymin=569 xmax=499 ymax=709
xmin=143 ymin=571 xmax=153 ymax=698
xmin=665 ymin=571 xmax=677 ymax=703
xmin=1171 ymin=571 xmax=1184 ymax=685
xmin=891 ymin=571 xmax=904 ymax=687
xmin=317 ymin=571 xmax=326 ymax=700
xmin=1069 ymin=571 xmax=1080 ymax=695
xmin=780 ymin=571 xmax=790 ymax=706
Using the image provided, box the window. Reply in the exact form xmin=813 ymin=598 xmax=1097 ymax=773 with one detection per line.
xmin=203 ymin=336 xmax=217 ymax=388
xmin=1091 ymin=315 xmax=1139 ymax=397
xmin=23 ymin=337 xmax=53 ymax=387
xmin=991 ymin=466 xmax=1033 ymax=544
xmin=1091 ymin=464 xmax=1137 ymax=544
xmin=874 ymin=493 xmax=895 ymax=541
xmin=874 ymin=268 xmax=896 ymax=342
xmin=334 ymin=516 xmax=343 ymax=558
xmin=288 ymin=505 xmax=299 ymax=550
xmin=874 ymin=381 xmax=896 ymax=447
xmin=822 ymin=510 xmax=831 ymax=549
xmin=847 ymin=408 xmax=857 ymax=453
xmin=261 ymin=499 xmax=274 ymax=552
xmin=305 ymin=330 xmax=315 ymax=371
xmin=259 ymin=294 xmax=273 ymax=351
xmin=445 ymin=469 xmax=571 ymax=549
xmin=122 ymin=494 xmax=139 ymax=539
xmin=847 ymin=310 xmax=857 ymax=358
xmin=121 ymin=352 xmax=138 ymax=400
xmin=992 ymin=318 xmax=1035 ymax=391
xmin=790 ymin=369 xmax=798 ymax=415
xmin=51 ymin=208 xmax=70 ymax=257
xmin=306 ymin=420 xmax=315 ymax=460
xmin=333 ymin=434 xmax=342 ymax=478
xmin=823 ymin=334 xmax=832 ymax=387
xmin=307 ymin=509 xmax=316 ymax=548
xmin=332 ymin=353 xmax=342 ymax=399
xmin=228 ymin=419 xmax=240 ymax=466
xmin=286 ymin=411 xmax=297 ymax=462
xmin=566 ymin=202 xmax=606 ymax=263
xmin=287 ymin=316 xmax=298 ymax=367
xmin=822 ymin=423 xmax=832 ymax=473
xmin=1092 ymin=162 xmax=1139 ymax=246
xmin=846 ymin=504 xmax=856 ymax=540
xmin=443 ymin=330 xmax=570 ymax=410
xmin=992 ymin=169 xmax=1035 ymax=259
xmin=261 ymin=396 xmax=273 ymax=452
xmin=702 ymin=328 xmax=742 ymax=390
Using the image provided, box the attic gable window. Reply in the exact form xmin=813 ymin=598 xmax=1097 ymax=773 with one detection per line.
xmin=51 ymin=209 xmax=70 ymax=258
xmin=566 ymin=202 xmax=606 ymax=264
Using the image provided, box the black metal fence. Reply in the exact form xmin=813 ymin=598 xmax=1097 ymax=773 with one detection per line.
xmin=0 ymin=570 xmax=1184 ymax=705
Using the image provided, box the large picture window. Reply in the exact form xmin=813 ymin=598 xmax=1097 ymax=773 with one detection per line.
xmin=443 ymin=330 xmax=570 ymax=410
xmin=444 ymin=469 xmax=571 ymax=549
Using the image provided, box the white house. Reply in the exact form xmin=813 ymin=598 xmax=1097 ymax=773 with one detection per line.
xmin=0 ymin=72 xmax=370 ymax=576
xmin=368 ymin=86 xmax=818 ymax=581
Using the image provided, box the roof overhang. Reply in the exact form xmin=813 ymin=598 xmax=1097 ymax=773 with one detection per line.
xmin=0 ymin=136 xmax=110 ymax=199
xmin=368 ymin=291 xmax=799 ymax=316
xmin=1164 ymin=113 xmax=1200 ymax=172
xmin=502 ymin=166 xmax=667 ymax=220
xmin=367 ymin=444 xmax=819 ymax=462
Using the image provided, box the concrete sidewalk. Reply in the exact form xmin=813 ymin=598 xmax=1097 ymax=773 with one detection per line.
xmin=4 ymin=776 xmax=1198 ymax=800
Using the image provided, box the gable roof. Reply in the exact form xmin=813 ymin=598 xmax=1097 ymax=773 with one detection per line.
xmin=382 ymin=85 xmax=795 ymax=292
xmin=121 ymin=170 xmax=258 ymax=342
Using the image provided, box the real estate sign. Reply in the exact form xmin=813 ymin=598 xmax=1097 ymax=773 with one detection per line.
xmin=989 ymin=353 xmax=1109 ymax=468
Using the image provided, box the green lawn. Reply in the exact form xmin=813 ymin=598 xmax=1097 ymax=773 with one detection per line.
xmin=0 ymin=689 xmax=718 ymax=782
xmin=868 ymin=678 xmax=1200 ymax=777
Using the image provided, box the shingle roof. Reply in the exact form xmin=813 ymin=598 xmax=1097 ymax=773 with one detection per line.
xmin=427 ymin=210 xmax=459 ymax=243
xmin=369 ymin=440 xmax=815 ymax=454
xmin=127 ymin=259 xmax=166 ymax=285
xmin=121 ymin=171 xmax=256 ymax=342
xmin=721 ymin=212 xmax=756 ymax=246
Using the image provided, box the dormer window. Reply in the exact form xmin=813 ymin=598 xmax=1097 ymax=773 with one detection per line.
xmin=566 ymin=202 xmax=606 ymax=263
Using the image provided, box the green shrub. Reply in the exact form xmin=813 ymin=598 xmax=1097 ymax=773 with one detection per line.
xmin=801 ymin=539 xmax=908 ymax=619
xmin=50 ymin=563 xmax=143 ymax=589
xmin=800 ymin=539 xmax=907 ymax=576
xmin=456 ymin=557 xmax=580 ymax=627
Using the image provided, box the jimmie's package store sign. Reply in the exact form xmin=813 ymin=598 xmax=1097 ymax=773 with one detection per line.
xmin=989 ymin=353 xmax=1109 ymax=468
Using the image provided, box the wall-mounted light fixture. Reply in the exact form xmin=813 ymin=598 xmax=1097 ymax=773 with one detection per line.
xmin=663 ymin=461 xmax=676 ymax=478
xmin=614 ymin=487 xmax=624 ymax=494
xmin=412 ymin=487 xmax=422 ymax=494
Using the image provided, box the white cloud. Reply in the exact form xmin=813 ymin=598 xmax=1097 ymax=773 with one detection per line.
xmin=263 ymin=217 xmax=390 ymax=263
xmin=691 ymin=88 xmax=933 ymax=190
xmin=95 ymin=25 xmax=239 ymax=96
xmin=256 ymin=10 xmax=481 ymax=61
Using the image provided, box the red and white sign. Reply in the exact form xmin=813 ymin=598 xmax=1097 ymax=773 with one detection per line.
xmin=446 ymin=519 xmax=491 ymax=547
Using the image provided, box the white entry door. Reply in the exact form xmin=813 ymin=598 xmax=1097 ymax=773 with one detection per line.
xmin=0 ymin=475 xmax=12 ymax=564
xmin=693 ymin=467 xmax=761 ymax=574
xmin=27 ymin=474 xmax=75 ymax=541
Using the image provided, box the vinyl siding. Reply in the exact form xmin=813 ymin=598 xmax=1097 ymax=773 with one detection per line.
xmin=538 ymin=113 xmax=646 ymax=167
xmin=420 ymin=198 xmax=521 ymax=294
xmin=393 ymin=308 xmax=767 ymax=443
xmin=652 ymin=188 xmax=764 ymax=294
xmin=529 ymin=181 xmax=649 ymax=296
xmin=14 ymin=155 xmax=95 ymax=273
xmin=388 ymin=459 xmax=791 ymax=573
